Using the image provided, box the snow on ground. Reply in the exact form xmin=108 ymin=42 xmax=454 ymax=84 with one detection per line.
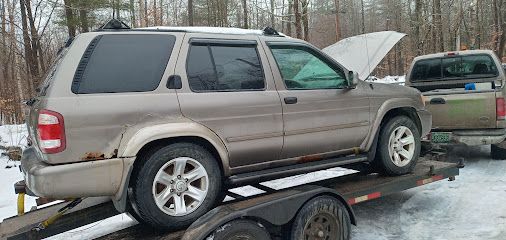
xmin=352 ymin=146 xmax=506 ymax=240
xmin=0 ymin=124 xmax=37 ymax=221
xmin=1 ymin=124 xmax=506 ymax=240
xmin=368 ymin=75 xmax=406 ymax=85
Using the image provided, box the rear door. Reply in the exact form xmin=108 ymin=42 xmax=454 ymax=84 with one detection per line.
xmin=175 ymin=34 xmax=283 ymax=169
xmin=412 ymin=54 xmax=500 ymax=129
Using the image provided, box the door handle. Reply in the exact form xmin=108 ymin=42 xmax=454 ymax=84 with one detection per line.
xmin=430 ymin=98 xmax=446 ymax=105
xmin=284 ymin=97 xmax=298 ymax=104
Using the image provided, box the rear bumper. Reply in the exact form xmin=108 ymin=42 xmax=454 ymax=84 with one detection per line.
xmin=20 ymin=147 xmax=134 ymax=198
xmin=417 ymin=109 xmax=432 ymax=137
xmin=451 ymin=129 xmax=506 ymax=146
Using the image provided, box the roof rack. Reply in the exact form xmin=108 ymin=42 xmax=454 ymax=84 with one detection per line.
xmin=262 ymin=26 xmax=279 ymax=36
xmin=97 ymin=19 xmax=131 ymax=31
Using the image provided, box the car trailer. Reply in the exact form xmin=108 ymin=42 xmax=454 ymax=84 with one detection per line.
xmin=0 ymin=159 xmax=459 ymax=240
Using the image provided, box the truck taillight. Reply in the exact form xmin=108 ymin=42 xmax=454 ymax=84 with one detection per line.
xmin=37 ymin=109 xmax=66 ymax=154
xmin=497 ymin=98 xmax=506 ymax=120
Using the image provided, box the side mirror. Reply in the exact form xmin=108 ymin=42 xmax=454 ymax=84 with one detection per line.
xmin=347 ymin=71 xmax=359 ymax=89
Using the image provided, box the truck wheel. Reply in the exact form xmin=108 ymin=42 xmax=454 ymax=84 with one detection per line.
xmin=291 ymin=196 xmax=351 ymax=240
xmin=132 ymin=142 xmax=222 ymax=230
xmin=376 ymin=116 xmax=421 ymax=175
xmin=211 ymin=219 xmax=271 ymax=240
xmin=491 ymin=143 xmax=506 ymax=160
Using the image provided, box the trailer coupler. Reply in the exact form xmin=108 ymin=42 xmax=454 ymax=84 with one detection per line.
xmin=32 ymin=198 xmax=84 ymax=232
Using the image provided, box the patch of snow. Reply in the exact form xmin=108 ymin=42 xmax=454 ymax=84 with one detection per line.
xmin=46 ymin=213 xmax=137 ymax=240
xmin=368 ymin=75 xmax=406 ymax=85
xmin=352 ymin=146 xmax=506 ymax=240
xmin=0 ymin=124 xmax=28 ymax=149
xmin=0 ymin=128 xmax=37 ymax=222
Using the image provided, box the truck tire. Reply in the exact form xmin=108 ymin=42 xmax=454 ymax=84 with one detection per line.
xmin=375 ymin=116 xmax=421 ymax=175
xmin=291 ymin=196 xmax=351 ymax=240
xmin=131 ymin=142 xmax=222 ymax=230
xmin=212 ymin=219 xmax=271 ymax=240
xmin=491 ymin=143 xmax=506 ymax=160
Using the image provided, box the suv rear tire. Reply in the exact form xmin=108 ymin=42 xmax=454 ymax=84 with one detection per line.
xmin=491 ymin=143 xmax=506 ymax=160
xmin=131 ymin=142 xmax=222 ymax=230
xmin=375 ymin=116 xmax=421 ymax=175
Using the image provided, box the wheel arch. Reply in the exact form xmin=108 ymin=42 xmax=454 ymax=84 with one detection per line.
xmin=363 ymin=99 xmax=423 ymax=151
xmin=112 ymin=122 xmax=230 ymax=212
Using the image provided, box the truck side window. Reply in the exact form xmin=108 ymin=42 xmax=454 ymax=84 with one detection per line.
xmin=269 ymin=45 xmax=347 ymax=90
xmin=72 ymin=34 xmax=175 ymax=94
xmin=186 ymin=44 xmax=265 ymax=92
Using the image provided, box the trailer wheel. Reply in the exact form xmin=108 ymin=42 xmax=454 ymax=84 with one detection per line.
xmin=212 ymin=219 xmax=271 ymax=240
xmin=376 ymin=116 xmax=421 ymax=175
xmin=491 ymin=143 xmax=506 ymax=160
xmin=132 ymin=142 xmax=222 ymax=230
xmin=291 ymin=196 xmax=351 ymax=240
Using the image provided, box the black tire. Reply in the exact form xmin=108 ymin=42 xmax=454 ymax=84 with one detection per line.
xmin=291 ymin=196 xmax=351 ymax=240
xmin=212 ymin=219 xmax=271 ymax=240
xmin=375 ymin=115 xmax=421 ymax=175
xmin=131 ymin=142 xmax=222 ymax=230
xmin=491 ymin=143 xmax=506 ymax=160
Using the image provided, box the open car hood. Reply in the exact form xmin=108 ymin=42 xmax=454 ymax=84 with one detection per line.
xmin=322 ymin=31 xmax=406 ymax=80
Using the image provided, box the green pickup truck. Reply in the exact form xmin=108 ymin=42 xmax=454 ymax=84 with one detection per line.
xmin=406 ymin=50 xmax=506 ymax=159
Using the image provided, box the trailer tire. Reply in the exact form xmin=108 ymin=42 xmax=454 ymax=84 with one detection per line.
xmin=211 ymin=219 xmax=271 ymax=240
xmin=132 ymin=142 xmax=222 ymax=231
xmin=291 ymin=196 xmax=351 ymax=240
xmin=491 ymin=143 xmax=506 ymax=160
xmin=375 ymin=115 xmax=421 ymax=175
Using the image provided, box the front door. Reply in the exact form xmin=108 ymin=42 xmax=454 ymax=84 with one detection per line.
xmin=175 ymin=34 xmax=284 ymax=169
xmin=264 ymin=42 xmax=371 ymax=159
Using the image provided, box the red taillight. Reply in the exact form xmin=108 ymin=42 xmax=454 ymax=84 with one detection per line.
xmin=37 ymin=109 xmax=66 ymax=154
xmin=497 ymin=98 xmax=506 ymax=120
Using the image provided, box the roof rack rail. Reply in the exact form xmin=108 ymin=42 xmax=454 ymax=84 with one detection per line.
xmin=97 ymin=19 xmax=131 ymax=31
xmin=262 ymin=26 xmax=279 ymax=36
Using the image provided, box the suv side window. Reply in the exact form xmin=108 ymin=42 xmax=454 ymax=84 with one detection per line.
xmin=72 ymin=34 xmax=175 ymax=94
xmin=186 ymin=43 xmax=265 ymax=92
xmin=269 ymin=45 xmax=347 ymax=90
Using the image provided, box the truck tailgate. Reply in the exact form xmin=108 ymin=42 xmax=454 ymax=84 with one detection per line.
xmin=424 ymin=90 xmax=497 ymax=130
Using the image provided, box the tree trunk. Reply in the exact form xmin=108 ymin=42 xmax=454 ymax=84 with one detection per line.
xmin=78 ymin=2 xmax=89 ymax=33
xmin=334 ymin=0 xmax=340 ymax=41
xmin=414 ymin=0 xmax=422 ymax=54
xmin=130 ymin=0 xmax=136 ymax=27
xmin=242 ymin=0 xmax=248 ymax=28
xmin=63 ymin=0 xmax=76 ymax=37
xmin=360 ymin=0 xmax=365 ymax=33
xmin=270 ymin=0 xmax=275 ymax=27
xmin=301 ymin=0 xmax=309 ymax=41
xmin=19 ymin=0 xmax=36 ymax=96
xmin=287 ymin=0 xmax=292 ymax=36
xmin=188 ymin=0 xmax=194 ymax=26
xmin=433 ymin=0 xmax=443 ymax=52
xmin=293 ymin=0 xmax=302 ymax=39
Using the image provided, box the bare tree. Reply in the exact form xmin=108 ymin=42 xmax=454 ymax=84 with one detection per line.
xmin=293 ymin=0 xmax=302 ymax=38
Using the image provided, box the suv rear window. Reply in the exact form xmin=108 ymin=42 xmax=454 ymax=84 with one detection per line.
xmin=186 ymin=43 xmax=265 ymax=92
xmin=411 ymin=54 xmax=499 ymax=82
xmin=72 ymin=34 xmax=175 ymax=94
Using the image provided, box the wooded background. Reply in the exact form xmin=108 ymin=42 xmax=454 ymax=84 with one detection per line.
xmin=1 ymin=0 xmax=505 ymax=124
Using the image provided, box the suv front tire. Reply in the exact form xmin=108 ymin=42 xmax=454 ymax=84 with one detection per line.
xmin=375 ymin=116 xmax=421 ymax=175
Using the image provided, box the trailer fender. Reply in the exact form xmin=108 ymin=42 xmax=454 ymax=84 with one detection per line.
xmin=181 ymin=185 xmax=356 ymax=240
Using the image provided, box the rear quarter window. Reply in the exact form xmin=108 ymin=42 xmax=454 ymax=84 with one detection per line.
xmin=72 ymin=34 xmax=175 ymax=94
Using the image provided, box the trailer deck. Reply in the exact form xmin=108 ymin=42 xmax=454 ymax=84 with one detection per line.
xmin=0 ymin=159 xmax=459 ymax=240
